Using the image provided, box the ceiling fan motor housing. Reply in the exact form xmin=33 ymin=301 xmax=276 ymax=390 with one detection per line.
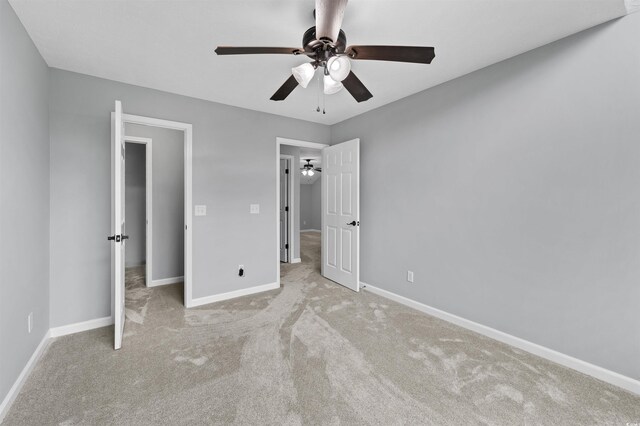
xmin=303 ymin=26 xmax=347 ymax=59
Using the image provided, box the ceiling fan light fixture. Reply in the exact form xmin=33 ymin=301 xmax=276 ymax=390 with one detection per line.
xmin=292 ymin=63 xmax=315 ymax=88
xmin=327 ymin=56 xmax=351 ymax=82
xmin=302 ymin=169 xmax=308 ymax=176
xmin=308 ymin=169 xmax=315 ymax=176
xmin=323 ymin=74 xmax=343 ymax=95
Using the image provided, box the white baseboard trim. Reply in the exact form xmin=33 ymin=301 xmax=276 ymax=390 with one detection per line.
xmin=0 ymin=330 xmax=51 ymax=423
xmin=2 ymin=315 xmax=114 ymax=420
xmin=301 ymin=229 xmax=320 ymax=233
xmin=149 ymin=276 xmax=184 ymax=287
xmin=361 ymin=282 xmax=640 ymax=396
xmin=49 ymin=316 xmax=114 ymax=338
xmin=188 ymin=282 xmax=280 ymax=308
xmin=290 ymin=258 xmax=302 ymax=264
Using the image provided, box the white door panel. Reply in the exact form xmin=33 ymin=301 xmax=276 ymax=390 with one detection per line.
xmin=321 ymin=139 xmax=359 ymax=291
xmin=112 ymin=100 xmax=126 ymax=350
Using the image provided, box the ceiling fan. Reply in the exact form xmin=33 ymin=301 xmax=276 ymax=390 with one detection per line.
xmin=215 ymin=0 xmax=435 ymax=104
xmin=301 ymin=159 xmax=322 ymax=176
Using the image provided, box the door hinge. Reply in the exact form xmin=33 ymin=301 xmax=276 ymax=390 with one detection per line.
xmin=285 ymin=244 xmax=289 ymax=249
xmin=285 ymin=169 xmax=289 ymax=174
xmin=285 ymin=206 xmax=289 ymax=212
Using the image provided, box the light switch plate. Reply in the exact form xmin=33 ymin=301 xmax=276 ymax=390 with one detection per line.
xmin=250 ymin=204 xmax=260 ymax=214
xmin=195 ymin=205 xmax=207 ymax=216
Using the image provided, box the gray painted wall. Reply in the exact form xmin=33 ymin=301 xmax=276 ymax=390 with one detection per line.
xmin=301 ymin=180 xmax=321 ymax=231
xmin=124 ymin=143 xmax=146 ymax=267
xmin=126 ymin=124 xmax=184 ymax=280
xmin=280 ymin=145 xmax=301 ymax=261
xmin=300 ymin=184 xmax=312 ymax=230
xmin=48 ymin=69 xmax=330 ymax=327
xmin=332 ymin=14 xmax=640 ymax=378
xmin=310 ymin=179 xmax=322 ymax=232
xmin=0 ymin=0 xmax=50 ymax=406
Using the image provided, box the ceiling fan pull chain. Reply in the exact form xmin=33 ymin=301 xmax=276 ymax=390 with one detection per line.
xmin=316 ymin=71 xmax=321 ymax=113
xmin=321 ymin=66 xmax=326 ymax=114
xmin=322 ymin=80 xmax=326 ymax=114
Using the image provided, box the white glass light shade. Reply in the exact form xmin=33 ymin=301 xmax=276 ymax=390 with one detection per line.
xmin=302 ymin=169 xmax=308 ymax=176
xmin=308 ymin=169 xmax=315 ymax=176
xmin=327 ymin=56 xmax=351 ymax=82
xmin=323 ymin=75 xmax=343 ymax=95
xmin=291 ymin=63 xmax=315 ymax=88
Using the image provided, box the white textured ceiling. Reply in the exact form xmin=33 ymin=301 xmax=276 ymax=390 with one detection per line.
xmin=9 ymin=0 xmax=630 ymax=125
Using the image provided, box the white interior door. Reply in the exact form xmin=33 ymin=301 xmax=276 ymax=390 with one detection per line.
xmin=279 ymin=158 xmax=289 ymax=262
xmin=321 ymin=139 xmax=360 ymax=291
xmin=111 ymin=100 xmax=126 ymax=350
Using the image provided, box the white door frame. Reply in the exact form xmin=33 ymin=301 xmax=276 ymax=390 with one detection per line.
xmin=280 ymin=154 xmax=294 ymax=263
xmin=113 ymin=112 xmax=194 ymax=308
xmin=275 ymin=137 xmax=329 ymax=286
xmin=124 ymin=136 xmax=153 ymax=287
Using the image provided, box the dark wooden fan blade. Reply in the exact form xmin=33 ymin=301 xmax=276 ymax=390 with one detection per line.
xmin=215 ymin=46 xmax=302 ymax=55
xmin=270 ymin=75 xmax=299 ymax=101
xmin=342 ymin=71 xmax=373 ymax=103
xmin=346 ymin=45 xmax=435 ymax=64
xmin=315 ymin=0 xmax=348 ymax=42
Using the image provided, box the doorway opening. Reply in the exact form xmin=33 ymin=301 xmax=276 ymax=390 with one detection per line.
xmin=300 ymin=153 xmax=322 ymax=234
xmin=275 ymin=137 xmax=361 ymax=293
xmin=112 ymin=101 xmax=193 ymax=349
xmin=125 ymin=124 xmax=185 ymax=290
xmin=276 ymin=138 xmax=328 ymax=287
xmin=299 ymin=150 xmax=322 ymax=274
xmin=124 ymin=136 xmax=152 ymax=286
xmin=123 ymin=127 xmax=184 ymax=329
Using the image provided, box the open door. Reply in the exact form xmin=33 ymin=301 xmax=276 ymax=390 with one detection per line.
xmin=110 ymin=100 xmax=127 ymax=349
xmin=279 ymin=158 xmax=289 ymax=262
xmin=321 ymin=139 xmax=360 ymax=291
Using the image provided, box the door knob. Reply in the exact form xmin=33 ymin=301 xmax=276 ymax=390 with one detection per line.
xmin=107 ymin=234 xmax=127 ymax=242
xmin=347 ymin=221 xmax=358 ymax=226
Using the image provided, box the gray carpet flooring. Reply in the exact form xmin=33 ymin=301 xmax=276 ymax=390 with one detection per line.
xmin=4 ymin=232 xmax=640 ymax=425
